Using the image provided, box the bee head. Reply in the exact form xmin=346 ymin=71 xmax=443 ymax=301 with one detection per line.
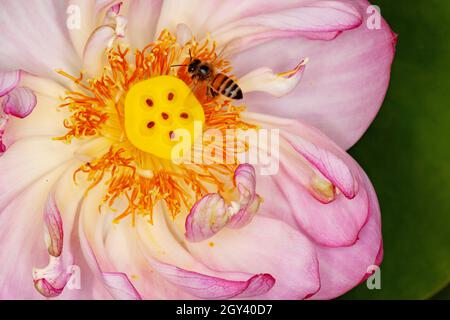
xmin=188 ymin=59 xmax=201 ymax=74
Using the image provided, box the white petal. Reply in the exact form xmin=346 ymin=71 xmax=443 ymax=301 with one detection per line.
xmin=239 ymin=59 xmax=307 ymax=97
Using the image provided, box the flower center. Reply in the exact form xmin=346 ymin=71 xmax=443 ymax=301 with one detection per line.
xmin=55 ymin=30 xmax=254 ymax=224
xmin=124 ymin=76 xmax=205 ymax=160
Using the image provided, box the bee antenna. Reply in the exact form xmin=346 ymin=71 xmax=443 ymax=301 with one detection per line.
xmin=170 ymin=64 xmax=187 ymax=68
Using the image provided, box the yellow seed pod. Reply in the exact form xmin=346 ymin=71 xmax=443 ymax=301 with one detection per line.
xmin=124 ymin=76 xmax=205 ymax=160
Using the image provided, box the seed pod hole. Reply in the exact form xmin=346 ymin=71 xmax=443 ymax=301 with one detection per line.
xmin=180 ymin=112 xmax=189 ymax=119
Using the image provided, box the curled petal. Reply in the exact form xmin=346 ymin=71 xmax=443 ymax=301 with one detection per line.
xmin=33 ymin=256 xmax=71 ymax=298
xmin=146 ymin=257 xmax=275 ymax=299
xmin=234 ymin=164 xmax=257 ymax=196
xmin=33 ymin=278 xmax=63 ymax=298
xmin=185 ymin=193 xmax=229 ymax=242
xmin=43 ymin=193 xmax=63 ymax=257
xmin=0 ymin=70 xmax=20 ymax=97
xmin=186 ymin=164 xmax=262 ymax=241
xmin=0 ymin=140 xmax=5 ymax=154
xmin=33 ymin=191 xmax=74 ymax=298
xmin=239 ymin=59 xmax=307 ymax=97
xmin=0 ymin=169 xmax=66 ymax=299
xmin=228 ymin=196 xmax=261 ymax=229
xmin=281 ymin=131 xmax=358 ymax=199
xmin=109 ymin=1 xmax=122 ymax=15
xmin=3 ymin=86 xmax=70 ymax=144
xmin=103 ymin=2 xmax=127 ymax=37
xmin=228 ymin=164 xmax=262 ymax=228
xmin=1 ymin=161 xmax=101 ymax=299
xmin=104 ymin=4 xmax=127 ymax=38
xmin=2 ymin=87 xmax=37 ymax=119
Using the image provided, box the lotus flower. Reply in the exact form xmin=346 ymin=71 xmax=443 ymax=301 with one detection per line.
xmin=0 ymin=0 xmax=396 ymax=300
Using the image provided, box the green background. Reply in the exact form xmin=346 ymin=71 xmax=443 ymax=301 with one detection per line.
xmin=343 ymin=0 xmax=450 ymax=299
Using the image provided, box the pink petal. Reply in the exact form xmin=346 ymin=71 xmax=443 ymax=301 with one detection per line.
xmin=95 ymin=0 xmax=119 ymax=13
xmin=78 ymin=188 xmax=145 ymax=300
xmin=67 ymin=0 xmax=119 ymax=57
xmin=78 ymin=219 xmax=142 ymax=300
xmin=67 ymin=0 xmax=97 ymax=57
xmin=185 ymin=193 xmax=230 ymax=242
xmin=213 ymin=0 xmax=362 ymax=50
xmin=274 ymin=164 xmax=369 ymax=247
xmin=2 ymin=87 xmax=37 ymax=119
xmin=0 ymin=70 xmax=20 ymax=97
xmin=0 ymin=138 xmax=78 ymax=213
xmin=155 ymin=0 xmax=219 ymax=36
xmin=232 ymin=0 xmax=396 ymax=149
xmin=83 ymin=26 xmax=116 ymax=77
xmin=186 ymin=216 xmax=320 ymax=299
xmin=0 ymin=0 xmax=80 ymax=81
xmin=0 ymin=168 xmax=83 ymax=299
xmin=80 ymin=187 xmax=272 ymax=299
xmin=281 ymin=131 xmax=357 ymax=199
xmin=243 ymin=112 xmax=370 ymax=247
xmin=310 ymin=172 xmax=382 ymax=299
xmin=127 ymin=0 xmax=163 ymax=49
xmin=0 ymin=164 xmax=110 ymax=299
xmin=228 ymin=164 xmax=262 ymax=228
xmin=146 ymin=257 xmax=275 ymax=299
xmin=102 ymin=272 xmax=142 ymax=300
xmin=79 ymin=187 xmax=195 ymax=299
xmin=109 ymin=1 xmax=122 ymax=15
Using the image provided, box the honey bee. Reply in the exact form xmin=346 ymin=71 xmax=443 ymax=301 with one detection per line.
xmin=187 ymin=58 xmax=243 ymax=100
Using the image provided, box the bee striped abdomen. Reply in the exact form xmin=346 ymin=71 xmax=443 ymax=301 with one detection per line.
xmin=211 ymin=74 xmax=243 ymax=100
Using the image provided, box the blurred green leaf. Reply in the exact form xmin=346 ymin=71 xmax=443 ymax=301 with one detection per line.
xmin=342 ymin=0 xmax=450 ymax=299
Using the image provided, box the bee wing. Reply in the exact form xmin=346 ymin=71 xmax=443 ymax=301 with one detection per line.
xmin=211 ymin=40 xmax=236 ymax=66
